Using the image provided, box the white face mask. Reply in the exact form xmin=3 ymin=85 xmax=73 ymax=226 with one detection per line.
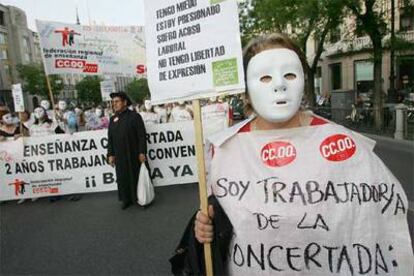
xmin=2 ymin=114 xmax=14 ymax=125
xmin=34 ymin=108 xmax=45 ymax=120
xmin=95 ymin=109 xmax=102 ymax=117
xmin=40 ymin=100 xmax=50 ymax=110
xmin=58 ymin=101 xmax=67 ymax=111
xmin=247 ymin=48 xmax=304 ymax=123
xmin=144 ymin=100 xmax=152 ymax=111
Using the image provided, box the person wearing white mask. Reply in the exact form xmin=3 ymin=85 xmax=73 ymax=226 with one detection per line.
xmin=54 ymin=100 xmax=70 ymax=133
xmin=154 ymin=104 xmax=168 ymax=124
xmin=29 ymin=107 xmax=63 ymax=137
xmin=15 ymin=107 xmax=62 ymax=204
xmin=182 ymin=34 xmax=413 ymax=275
xmin=0 ymin=112 xmax=25 ymax=141
xmin=170 ymin=101 xmax=193 ymax=122
xmin=40 ymin=99 xmax=54 ymax=120
xmin=140 ymin=100 xmax=160 ymax=125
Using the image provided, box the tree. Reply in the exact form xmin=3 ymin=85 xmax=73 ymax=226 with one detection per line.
xmin=16 ymin=64 xmax=63 ymax=100
xmin=344 ymin=0 xmax=389 ymax=131
xmin=239 ymin=0 xmax=346 ymax=107
xmin=125 ymin=78 xmax=150 ymax=104
xmin=75 ymin=76 xmax=102 ymax=105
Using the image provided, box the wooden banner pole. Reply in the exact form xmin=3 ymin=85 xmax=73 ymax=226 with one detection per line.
xmin=192 ymin=99 xmax=214 ymax=276
xmin=45 ymin=74 xmax=57 ymax=119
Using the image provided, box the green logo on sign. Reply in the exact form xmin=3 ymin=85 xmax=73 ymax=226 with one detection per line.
xmin=212 ymin=58 xmax=238 ymax=87
xmin=210 ymin=0 xmax=225 ymax=4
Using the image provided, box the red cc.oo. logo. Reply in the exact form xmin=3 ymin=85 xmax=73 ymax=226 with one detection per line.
xmin=320 ymin=134 xmax=356 ymax=161
xmin=261 ymin=141 xmax=296 ymax=167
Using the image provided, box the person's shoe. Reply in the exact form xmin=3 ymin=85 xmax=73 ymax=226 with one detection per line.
xmin=31 ymin=197 xmax=38 ymax=202
xmin=17 ymin=199 xmax=25 ymax=204
xmin=121 ymin=202 xmax=132 ymax=210
xmin=68 ymin=195 xmax=81 ymax=201
xmin=49 ymin=197 xmax=59 ymax=203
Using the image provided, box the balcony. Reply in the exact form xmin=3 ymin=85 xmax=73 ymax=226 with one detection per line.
xmin=397 ymin=30 xmax=414 ymax=42
xmin=323 ymin=30 xmax=414 ymax=58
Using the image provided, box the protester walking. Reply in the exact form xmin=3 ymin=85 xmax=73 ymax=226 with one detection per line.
xmin=175 ymin=33 xmax=414 ymax=275
xmin=0 ymin=111 xmax=25 ymax=141
xmin=107 ymin=92 xmax=148 ymax=210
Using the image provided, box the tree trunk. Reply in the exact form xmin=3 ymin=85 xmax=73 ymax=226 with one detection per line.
xmin=372 ymin=47 xmax=383 ymax=131
xmin=305 ymin=70 xmax=316 ymax=108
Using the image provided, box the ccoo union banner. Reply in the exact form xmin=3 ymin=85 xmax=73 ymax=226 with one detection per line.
xmin=0 ymin=121 xmax=212 ymax=201
xmin=36 ymin=20 xmax=146 ymax=77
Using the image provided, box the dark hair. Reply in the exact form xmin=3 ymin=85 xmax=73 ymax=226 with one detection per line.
xmin=242 ymin=33 xmax=307 ymax=114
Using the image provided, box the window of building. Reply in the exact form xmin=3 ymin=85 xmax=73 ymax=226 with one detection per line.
xmin=400 ymin=8 xmax=414 ymax=31
xmin=0 ymin=11 xmax=5 ymax=26
xmin=4 ymin=64 xmax=11 ymax=78
xmin=3 ymin=64 xmax=11 ymax=84
xmin=22 ymin=37 xmax=29 ymax=50
xmin=0 ymin=49 xmax=7 ymax=60
xmin=330 ymin=63 xmax=342 ymax=90
xmin=0 ymin=33 xmax=6 ymax=44
xmin=355 ymin=60 xmax=374 ymax=95
xmin=397 ymin=55 xmax=414 ymax=90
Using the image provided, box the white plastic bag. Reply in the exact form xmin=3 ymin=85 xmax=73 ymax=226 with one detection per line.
xmin=137 ymin=163 xmax=155 ymax=206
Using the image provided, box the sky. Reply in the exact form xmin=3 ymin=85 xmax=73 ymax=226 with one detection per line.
xmin=0 ymin=0 xmax=146 ymax=31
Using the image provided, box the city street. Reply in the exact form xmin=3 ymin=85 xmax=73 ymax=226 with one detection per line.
xmin=0 ymin=184 xmax=198 ymax=275
xmin=1 ymin=134 xmax=413 ymax=276
xmin=0 ymin=0 xmax=413 ymax=274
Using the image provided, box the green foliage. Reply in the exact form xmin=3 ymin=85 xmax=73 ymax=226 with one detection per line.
xmin=240 ymin=0 xmax=345 ymax=55
xmin=75 ymin=76 xmax=102 ymax=105
xmin=239 ymin=0 xmax=346 ymax=105
xmin=16 ymin=64 xmax=63 ymax=98
xmin=344 ymin=0 xmax=387 ymax=47
xmin=385 ymin=35 xmax=414 ymax=51
xmin=125 ymin=78 xmax=150 ymax=104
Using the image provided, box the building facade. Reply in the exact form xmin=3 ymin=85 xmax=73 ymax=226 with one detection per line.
xmin=308 ymin=0 xmax=414 ymax=103
xmin=0 ymin=4 xmax=42 ymax=107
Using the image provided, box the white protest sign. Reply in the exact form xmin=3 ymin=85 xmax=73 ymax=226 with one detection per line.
xmin=36 ymin=20 xmax=146 ymax=77
xmin=11 ymin=83 xmax=25 ymax=112
xmin=100 ymin=80 xmax=115 ymax=101
xmin=0 ymin=129 xmax=116 ymax=201
xmin=208 ymin=122 xmax=413 ymax=275
xmin=146 ymin=121 xmax=198 ymax=186
xmin=144 ymin=0 xmax=245 ymax=104
xmin=0 ymin=120 xmax=228 ymax=201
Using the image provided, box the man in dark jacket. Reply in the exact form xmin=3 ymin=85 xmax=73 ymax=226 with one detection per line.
xmin=107 ymin=92 xmax=147 ymax=209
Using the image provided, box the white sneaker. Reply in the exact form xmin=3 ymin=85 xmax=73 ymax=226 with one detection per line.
xmin=31 ymin=197 xmax=38 ymax=202
xmin=17 ymin=199 xmax=25 ymax=204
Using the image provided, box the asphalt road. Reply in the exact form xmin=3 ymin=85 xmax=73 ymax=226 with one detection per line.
xmin=0 ymin=184 xmax=199 ymax=276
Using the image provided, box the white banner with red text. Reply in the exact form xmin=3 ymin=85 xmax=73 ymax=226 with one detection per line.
xmin=36 ymin=20 xmax=146 ymax=77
